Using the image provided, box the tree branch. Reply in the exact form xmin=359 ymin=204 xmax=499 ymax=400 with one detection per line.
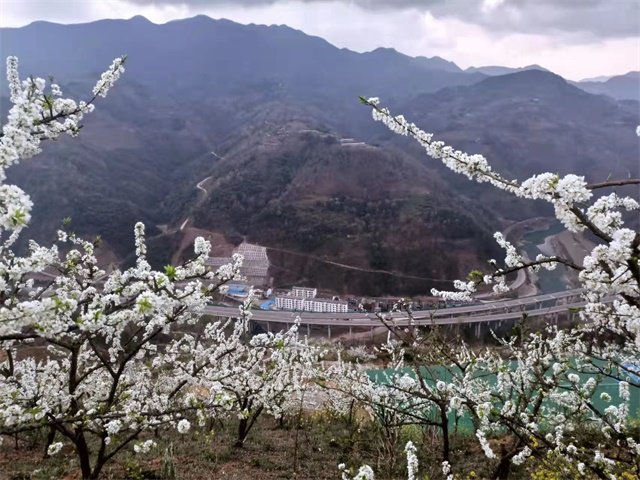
xmin=587 ymin=179 xmax=640 ymax=190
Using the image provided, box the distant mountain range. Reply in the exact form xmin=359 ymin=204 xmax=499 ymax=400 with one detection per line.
xmin=573 ymin=71 xmax=640 ymax=102
xmin=464 ymin=65 xmax=638 ymax=103
xmin=580 ymin=75 xmax=613 ymax=82
xmin=465 ymin=64 xmax=548 ymax=76
xmin=1 ymin=16 xmax=638 ymax=295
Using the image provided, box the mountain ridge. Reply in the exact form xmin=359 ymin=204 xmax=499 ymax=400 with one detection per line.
xmin=465 ymin=64 xmax=549 ymax=76
xmin=575 ymin=71 xmax=640 ymax=102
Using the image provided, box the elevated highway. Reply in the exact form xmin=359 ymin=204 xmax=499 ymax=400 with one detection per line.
xmin=203 ymin=288 xmax=591 ymax=338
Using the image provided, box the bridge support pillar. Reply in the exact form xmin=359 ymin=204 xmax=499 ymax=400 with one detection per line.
xmin=327 ymin=324 xmax=331 ymax=340
xmin=307 ymin=324 xmax=310 ymax=337
xmin=349 ymin=325 xmax=353 ymax=339
xmin=266 ymin=321 xmax=270 ymax=333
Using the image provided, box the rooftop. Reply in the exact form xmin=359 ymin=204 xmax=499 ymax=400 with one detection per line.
xmin=276 ymin=295 xmax=347 ymax=306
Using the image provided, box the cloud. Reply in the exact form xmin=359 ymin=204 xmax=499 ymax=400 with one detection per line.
xmin=481 ymin=0 xmax=506 ymax=14
xmin=122 ymin=0 xmax=639 ymax=38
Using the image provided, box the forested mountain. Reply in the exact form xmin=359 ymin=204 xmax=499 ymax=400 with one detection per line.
xmin=1 ymin=16 xmax=638 ymax=294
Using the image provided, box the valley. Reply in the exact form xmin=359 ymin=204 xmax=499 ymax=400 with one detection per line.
xmin=1 ymin=15 xmax=638 ymax=297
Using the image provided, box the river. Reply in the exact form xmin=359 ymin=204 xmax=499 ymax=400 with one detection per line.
xmin=520 ymin=223 xmax=571 ymax=294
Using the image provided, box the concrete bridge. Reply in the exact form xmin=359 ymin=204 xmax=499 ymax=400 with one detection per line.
xmin=203 ymin=288 xmax=592 ymax=340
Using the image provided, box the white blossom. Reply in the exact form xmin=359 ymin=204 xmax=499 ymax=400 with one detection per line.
xmin=47 ymin=442 xmax=64 ymax=456
xmin=405 ymin=441 xmax=418 ymax=480
xmin=92 ymin=56 xmax=126 ymax=97
xmin=177 ymin=419 xmax=191 ymax=434
xmin=133 ymin=440 xmax=156 ymax=454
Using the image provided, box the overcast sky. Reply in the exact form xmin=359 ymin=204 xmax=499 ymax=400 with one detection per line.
xmin=1 ymin=0 xmax=638 ymax=80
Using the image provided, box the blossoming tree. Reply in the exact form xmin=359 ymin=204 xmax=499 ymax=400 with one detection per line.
xmin=212 ymin=319 xmax=317 ymax=447
xmin=336 ymin=98 xmax=639 ymax=479
xmin=0 ymin=57 xmax=313 ymax=479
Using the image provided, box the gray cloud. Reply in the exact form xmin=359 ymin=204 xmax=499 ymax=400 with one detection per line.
xmin=126 ymin=0 xmax=640 ymax=38
xmin=445 ymin=0 xmax=640 ymax=39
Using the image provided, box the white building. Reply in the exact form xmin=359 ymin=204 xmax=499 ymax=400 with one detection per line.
xmin=275 ymin=296 xmax=305 ymax=311
xmin=275 ymin=294 xmax=347 ymax=313
xmin=291 ymin=286 xmax=317 ymax=299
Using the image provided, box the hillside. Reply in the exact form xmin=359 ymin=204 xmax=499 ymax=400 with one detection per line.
xmin=190 ymin=123 xmax=498 ymax=295
xmin=1 ymin=16 xmax=638 ymax=295
xmin=373 ymin=70 xmax=640 ymax=219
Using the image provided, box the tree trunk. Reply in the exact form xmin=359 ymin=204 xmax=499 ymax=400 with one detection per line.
xmin=75 ymin=432 xmax=93 ymax=480
xmin=439 ymin=402 xmax=450 ymax=463
xmin=89 ymin=436 xmax=109 ymax=480
xmin=492 ymin=458 xmax=511 ymax=480
xmin=235 ymin=406 xmax=264 ymax=447
xmin=235 ymin=417 xmax=249 ymax=448
xmin=43 ymin=427 xmax=56 ymax=459
xmin=492 ymin=445 xmax=512 ymax=480
xmin=89 ymin=464 xmax=104 ymax=480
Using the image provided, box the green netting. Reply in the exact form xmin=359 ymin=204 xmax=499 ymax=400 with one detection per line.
xmin=367 ymin=361 xmax=640 ymax=434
